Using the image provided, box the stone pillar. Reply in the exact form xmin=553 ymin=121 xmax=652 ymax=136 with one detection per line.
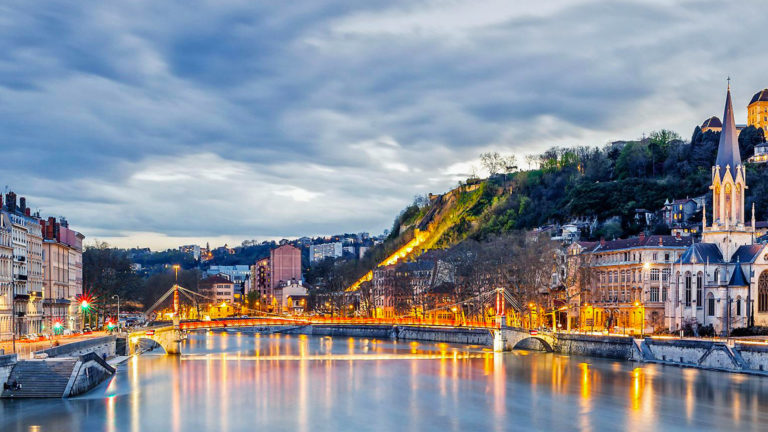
xmin=493 ymin=330 xmax=508 ymax=352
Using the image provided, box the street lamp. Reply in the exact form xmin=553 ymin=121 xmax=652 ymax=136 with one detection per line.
xmin=112 ymin=294 xmax=120 ymax=332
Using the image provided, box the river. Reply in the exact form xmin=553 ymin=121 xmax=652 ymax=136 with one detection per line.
xmin=2 ymin=331 xmax=768 ymax=431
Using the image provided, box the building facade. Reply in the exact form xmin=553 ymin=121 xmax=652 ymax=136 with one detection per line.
xmin=40 ymin=217 xmax=84 ymax=333
xmin=270 ymin=245 xmax=302 ymax=289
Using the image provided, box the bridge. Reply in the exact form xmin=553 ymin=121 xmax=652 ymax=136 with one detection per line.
xmin=128 ymin=317 xmax=558 ymax=355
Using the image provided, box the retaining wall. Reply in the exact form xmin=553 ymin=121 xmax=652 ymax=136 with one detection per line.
xmin=36 ymin=336 xmax=116 ymax=359
xmin=735 ymin=343 xmax=768 ymax=372
xmin=554 ymin=334 xmax=635 ymax=359
xmin=0 ymin=354 xmax=17 ymax=387
xmin=397 ymin=326 xmax=493 ymax=346
xmin=65 ymin=353 xmax=116 ymax=397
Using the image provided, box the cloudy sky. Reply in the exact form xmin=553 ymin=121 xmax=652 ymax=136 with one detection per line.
xmin=2 ymin=1 xmax=767 ymax=250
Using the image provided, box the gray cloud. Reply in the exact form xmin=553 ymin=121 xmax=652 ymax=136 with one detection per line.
xmin=1 ymin=0 xmax=767 ymax=249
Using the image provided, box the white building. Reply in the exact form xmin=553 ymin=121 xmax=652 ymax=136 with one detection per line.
xmin=670 ymin=85 xmax=768 ymax=335
xmin=309 ymin=242 xmax=342 ymax=264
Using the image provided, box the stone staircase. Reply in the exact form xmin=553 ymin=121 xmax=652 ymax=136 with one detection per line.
xmin=1 ymin=359 xmax=78 ymax=398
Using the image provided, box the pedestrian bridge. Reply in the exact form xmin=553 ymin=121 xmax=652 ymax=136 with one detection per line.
xmin=128 ymin=318 xmax=557 ymax=355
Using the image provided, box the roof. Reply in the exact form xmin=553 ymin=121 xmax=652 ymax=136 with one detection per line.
xmin=729 ymin=264 xmax=749 ymax=286
xmin=701 ymin=116 xmax=722 ymax=128
xmin=714 ymin=85 xmax=742 ymax=175
xmin=676 ymin=243 xmax=724 ymax=264
xmin=671 ymin=198 xmax=696 ymax=205
xmin=201 ymin=275 xmax=234 ymax=285
xmin=595 ymin=235 xmax=693 ymax=252
xmin=749 ymin=89 xmax=768 ymax=105
xmin=730 ymin=244 xmax=763 ymax=264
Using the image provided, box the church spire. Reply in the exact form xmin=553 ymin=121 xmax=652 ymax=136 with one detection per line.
xmin=714 ymin=80 xmax=741 ymax=176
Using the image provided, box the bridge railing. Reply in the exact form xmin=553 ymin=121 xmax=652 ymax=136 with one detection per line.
xmin=175 ymin=316 xmax=501 ymax=330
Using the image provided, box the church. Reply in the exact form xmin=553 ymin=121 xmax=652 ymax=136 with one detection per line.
xmin=669 ymin=84 xmax=768 ymax=335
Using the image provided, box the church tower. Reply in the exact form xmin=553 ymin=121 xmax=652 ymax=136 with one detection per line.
xmin=703 ymin=81 xmax=754 ymax=259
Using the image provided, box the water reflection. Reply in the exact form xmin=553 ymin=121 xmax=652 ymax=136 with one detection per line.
xmin=2 ymin=331 xmax=768 ymax=431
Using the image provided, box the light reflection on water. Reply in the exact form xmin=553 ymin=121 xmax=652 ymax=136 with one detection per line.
xmin=2 ymin=331 xmax=768 ymax=431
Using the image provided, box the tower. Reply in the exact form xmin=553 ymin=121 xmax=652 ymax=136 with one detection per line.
xmin=703 ymin=81 xmax=754 ymax=258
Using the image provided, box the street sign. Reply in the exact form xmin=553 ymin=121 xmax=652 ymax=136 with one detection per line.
xmin=529 ymin=330 xmax=538 ymax=336
xmin=145 ymin=330 xmax=155 ymax=336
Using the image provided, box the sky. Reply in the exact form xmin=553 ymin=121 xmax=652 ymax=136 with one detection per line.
xmin=2 ymin=0 xmax=768 ymax=250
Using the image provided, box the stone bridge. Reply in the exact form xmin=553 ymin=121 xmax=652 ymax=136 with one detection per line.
xmin=128 ymin=326 xmax=182 ymax=355
xmin=496 ymin=327 xmax=557 ymax=352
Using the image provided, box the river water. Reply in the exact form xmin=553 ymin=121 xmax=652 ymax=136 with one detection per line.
xmin=2 ymin=331 xmax=768 ymax=431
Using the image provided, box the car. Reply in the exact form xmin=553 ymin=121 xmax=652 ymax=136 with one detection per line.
xmin=62 ymin=329 xmax=73 ymax=336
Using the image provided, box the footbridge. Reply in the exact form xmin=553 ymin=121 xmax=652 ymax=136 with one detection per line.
xmin=128 ymin=317 xmax=558 ymax=355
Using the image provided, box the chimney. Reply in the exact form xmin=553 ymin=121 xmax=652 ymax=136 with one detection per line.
xmin=25 ymin=208 xmax=30 ymax=217
xmin=6 ymin=192 xmax=16 ymax=213
xmin=638 ymin=232 xmax=645 ymax=242
xmin=600 ymin=236 xmax=606 ymax=246
xmin=19 ymin=197 xmax=26 ymax=212
xmin=676 ymin=231 xmax=682 ymax=240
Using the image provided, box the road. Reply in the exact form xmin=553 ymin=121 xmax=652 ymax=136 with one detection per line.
xmin=0 ymin=332 xmax=109 ymax=359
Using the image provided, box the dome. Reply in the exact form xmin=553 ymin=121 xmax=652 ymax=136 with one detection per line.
xmin=701 ymin=116 xmax=721 ymax=128
xmin=749 ymin=89 xmax=768 ymax=105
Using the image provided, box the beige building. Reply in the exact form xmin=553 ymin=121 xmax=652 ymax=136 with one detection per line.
xmin=41 ymin=217 xmax=85 ymax=333
xmin=748 ymin=88 xmax=768 ymax=136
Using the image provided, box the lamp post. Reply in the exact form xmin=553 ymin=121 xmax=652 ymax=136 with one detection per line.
xmin=112 ymin=294 xmax=120 ymax=333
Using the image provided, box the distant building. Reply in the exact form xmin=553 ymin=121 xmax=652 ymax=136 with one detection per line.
xmin=179 ymin=245 xmax=201 ymax=260
xmin=662 ymin=198 xmax=699 ymax=226
xmin=205 ymin=265 xmax=250 ymax=283
xmin=309 ymin=242 xmax=343 ymax=264
xmin=748 ymin=142 xmax=768 ymax=164
xmin=250 ymin=257 xmax=271 ymax=299
xmin=748 ymin=88 xmax=768 ymax=136
xmin=199 ymin=275 xmax=235 ymax=305
xmin=701 ymin=116 xmax=722 ymax=133
xmin=270 ymin=245 xmax=302 ymax=289
xmin=274 ymin=280 xmax=308 ymax=314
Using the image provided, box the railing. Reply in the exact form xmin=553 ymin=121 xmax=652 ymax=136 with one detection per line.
xmin=176 ymin=316 xmax=501 ymax=331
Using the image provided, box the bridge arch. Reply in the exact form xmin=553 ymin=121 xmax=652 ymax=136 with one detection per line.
xmin=129 ymin=327 xmax=181 ymax=355
xmin=510 ymin=336 xmax=554 ymax=352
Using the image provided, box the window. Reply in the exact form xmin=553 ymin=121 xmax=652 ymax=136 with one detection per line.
xmin=662 ymin=287 xmax=668 ymax=302
xmin=736 ymin=297 xmax=742 ymax=316
xmin=707 ymin=293 xmax=715 ymax=317
xmin=685 ymin=272 xmax=692 ymax=306
xmin=714 ymin=269 xmax=720 ymax=283
xmin=651 ymin=269 xmax=660 ymax=281
xmin=652 ymin=253 xmax=658 ymax=261
xmin=650 ymin=286 xmax=659 ymax=302
xmin=759 ymin=271 xmax=768 ymax=313
xmin=662 ymin=268 xmax=670 ymax=282
xmin=664 ymin=253 xmax=670 ymax=262
xmin=696 ymin=273 xmax=703 ymax=307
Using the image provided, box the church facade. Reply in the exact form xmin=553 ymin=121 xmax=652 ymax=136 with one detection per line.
xmin=669 ymin=85 xmax=768 ymax=335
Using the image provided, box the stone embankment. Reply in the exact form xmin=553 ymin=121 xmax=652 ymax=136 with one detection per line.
xmin=265 ymin=324 xmax=768 ymax=376
xmin=1 ymin=335 xmax=126 ymax=399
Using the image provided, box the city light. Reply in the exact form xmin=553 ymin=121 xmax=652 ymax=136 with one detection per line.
xmin=81 ymin=300 xmax=90 ymax=310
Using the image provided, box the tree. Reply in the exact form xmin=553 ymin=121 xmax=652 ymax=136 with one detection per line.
xmin=82 ymin=242 xmax=143 ymax=325
xmin=480 ymin=152 xmax=517 ymax=176
xmin=739 ymin=125 xmax=766 ymax=161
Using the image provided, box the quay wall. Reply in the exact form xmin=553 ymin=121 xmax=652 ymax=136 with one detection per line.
xmin=553 ymin=334 xmax=635 ymax=359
